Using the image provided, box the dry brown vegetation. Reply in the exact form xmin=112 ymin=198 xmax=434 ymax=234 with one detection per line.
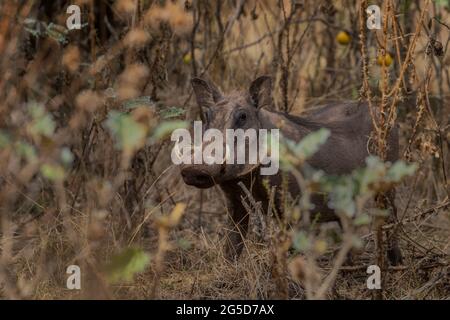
xmin=0 ymin=0 xmax=449 ymax=300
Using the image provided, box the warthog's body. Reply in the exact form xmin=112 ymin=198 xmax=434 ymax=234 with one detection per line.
xmin=181 ymin=76 xmax=401 ymax=264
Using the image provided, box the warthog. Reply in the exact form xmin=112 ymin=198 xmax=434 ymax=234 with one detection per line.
xmin=180 ymin=76 xmax=402 ymax=265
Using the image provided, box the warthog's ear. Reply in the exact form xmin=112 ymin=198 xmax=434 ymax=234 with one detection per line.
xmin=191 ymin=78 xmax=222 ymax=108
xmin=249 ymin=75 xmax=273 ymax=109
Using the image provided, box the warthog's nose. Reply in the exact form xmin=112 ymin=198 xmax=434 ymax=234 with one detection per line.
xmin=181 ymin=168 xmax=215 ymax=188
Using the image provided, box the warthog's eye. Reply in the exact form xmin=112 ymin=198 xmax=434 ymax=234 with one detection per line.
xmin=234 ymin=110 xmax=248 ymax=127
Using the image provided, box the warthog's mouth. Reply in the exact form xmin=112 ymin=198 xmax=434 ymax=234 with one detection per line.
xmin=181 ymin=168 xmax=216 ymax=189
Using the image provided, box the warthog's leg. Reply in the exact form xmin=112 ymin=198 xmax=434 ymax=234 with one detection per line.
xmin=224 ymin=203 xmax=249 ymax=261
xmin=220 ymin=181 xmax=250 ymax=261
xmin=221 ymin=175 xmax=269 ymax=261
xmin=386 ymin=189 xmax=403 ymax=266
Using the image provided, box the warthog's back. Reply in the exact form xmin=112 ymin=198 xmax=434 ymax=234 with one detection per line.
xmin=258 ymin=101 xmax=399 ymax=177
xmin=314 ymin=101 xmax=399 ymax=164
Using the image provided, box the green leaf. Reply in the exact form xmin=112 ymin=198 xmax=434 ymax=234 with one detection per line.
xmin=281 ymin=128 xmax=330 ymax=167
xmin=386 ymin=161 xmax=417 ymax=182
xmin=123 ymin=96 xmax=154 ymax=110
xmin=369 ymin=208 xmax=389 ymax=217
xmin=105 ymin=247 xmax=150 ymax=284
xmin=24 ymin=19 xmax=43 ymax=37
xmin=325 ymin=176 xmax=357 ymax=217
xmin=177 ymin=238 xmax=191 ymax=250
xmin=354 ymin=214 xmax=371 ymax=226
xmin=151 ymin=120 xmax=188 ymax=141
xmin=105 ymin=111 xmax=147 ymax=153
xmin=25 ymin=27 xmax=41 ymax=37
xmin=23 ymin=18 xmax=38 ymax=26
xmin=292 ymin=231 xmax=311 ymax=252
xmin=354 ymin=156 xmax=386 ymax=194
xmin=46 ymin=23 xmax=68 ymax=44
xmin=15 ymin=141 xmax=37 ymax=161
xmin=28 ymin=103 xmax=55 ymax=138
xmin=40 ymin=163 xmax=65 ymax=181
xmin=351 ymin=235 xmax=363 ymax=249
xmin=0 ymin=131 xmax=10 ymax=148
xmin=159 ymin=106 xmax=186 ymax=119
xmin=295 ymin=128 xmax=330 ymax=158
xmin=434 ymin=0 xmax=448 ymax=7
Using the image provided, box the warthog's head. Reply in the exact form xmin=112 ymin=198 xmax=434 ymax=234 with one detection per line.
xmin=179 ymin=76 xmax=273 ymax=188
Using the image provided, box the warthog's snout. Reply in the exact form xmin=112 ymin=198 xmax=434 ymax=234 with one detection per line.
xmin=181 ymin=167 xmax=216 ymax=188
